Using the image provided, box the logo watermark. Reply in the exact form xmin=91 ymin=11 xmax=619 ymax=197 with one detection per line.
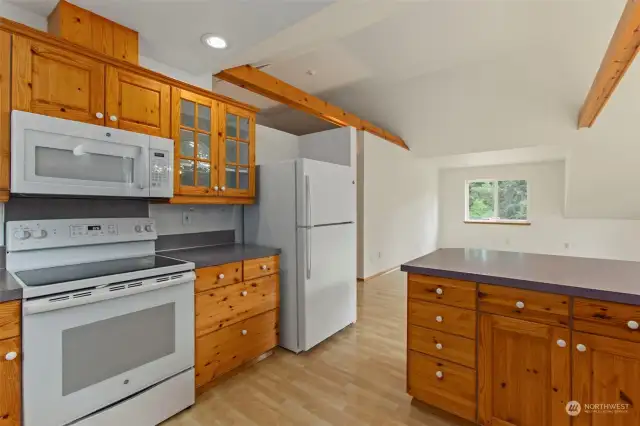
xmin=566 ymin=401 xmax=581 ymax=416
xmin=566 ymin=400 xmax=630 ymax=416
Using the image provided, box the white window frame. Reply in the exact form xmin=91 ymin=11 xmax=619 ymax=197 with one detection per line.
xmin=464 ymin=179 xmax=530 ymax=224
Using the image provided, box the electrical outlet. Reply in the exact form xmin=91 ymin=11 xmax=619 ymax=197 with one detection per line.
xmin=564 ymin=242 xmax=570 ymax=249
xmin=505 ymin=238 xmax=510 ymax=245
xmin=182 ymin=211 xmax=193 ymax=226
xmin=378 ymin=251 xmax=382 ymax=259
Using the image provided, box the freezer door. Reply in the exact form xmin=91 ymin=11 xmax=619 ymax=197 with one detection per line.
xmin=296 ymin=159 xmax=356 ymax=227
xmin=297 ymin=223 xmax=356 ymax=351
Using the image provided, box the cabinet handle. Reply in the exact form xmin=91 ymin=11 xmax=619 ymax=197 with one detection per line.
xmin=213 ymin=185 xmax=219 ymax=191
xmin=628 ymin=320 xmax=639 ymax=330
xmin=435 ymin=371 xmax=444 ymax=379
xmin=515 ymin=301 xmax=525 ymax=309
xmin=241 ymin=330 xmax=248 ymax=336
xmin=4 ymin=352 xmax=17 ymax=361
xmin=576 ymin=344 xmax=587 ymax=352
xmin=435 ymin=315 xmax=443 ymax=323
xmin=435 ymin=343 xmax=443 ymax=350
xmin=95 ymin=112 xmax=104 ymax=119
xmin=221 ymin=186 xmax=226 ymax=191
xmin=110 ymin=115 xmax=118 ymax=122
xmin=241 ymin=290 xmax=248 ymax=296
xmin=218 ymin=273 xmax=224 ymax=279
xmin=556 ymin=339 xmax=567 ymax=348
xmin=435 ymin=287 xmax=443 ymax=295
xmin=261 ymin=265 xmax=268 ymax=271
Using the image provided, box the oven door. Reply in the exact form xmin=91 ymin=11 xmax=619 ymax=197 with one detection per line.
xmin=22 ymin=277 xmax=194 ymax=426
xmin=12 ymin=110 xmax=150 ymax=197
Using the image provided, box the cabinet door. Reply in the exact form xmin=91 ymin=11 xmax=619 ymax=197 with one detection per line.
xmin=479 ymin=314 xmax=570 ymax=426
xmin=0 ymin=31 xmax=10 ymax=199
xmin=12 ymin=35 xmax=105 ymax=125
xmin=105 ymin=66 xmax=170 ymax=137
xmin=172 ymin=88 xmax=219 ymax=195
xmin=573 ymin=332 xmax=640 ymax=425
xmin=218 ymin=104 xmax=255 ymax=198
xmin=0 ymin=337 xmax=21 ymax=426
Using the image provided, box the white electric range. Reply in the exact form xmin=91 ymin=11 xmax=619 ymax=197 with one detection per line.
xmin=6 ymin=217 xmax=196 ymax=426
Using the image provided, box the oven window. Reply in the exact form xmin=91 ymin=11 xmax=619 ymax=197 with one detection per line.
xmin=35 ymin=146 xmax=134 ymax=183
xmin=61 ymin=303 xmax=176 ymax=396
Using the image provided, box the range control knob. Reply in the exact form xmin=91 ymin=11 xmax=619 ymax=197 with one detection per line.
xmin=31 ymin=229 xmax=48 ymax=239
xmin=13 ymin=229 xmax=31 ymax=240
xmin=134 ymin=225 xmax=143 ymax=233
xmin=144 ymin=225 xmax=153 ymax=232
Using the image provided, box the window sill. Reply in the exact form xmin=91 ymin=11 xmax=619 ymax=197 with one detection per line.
xmin=464 ymin=220 xmax=531 ymax=226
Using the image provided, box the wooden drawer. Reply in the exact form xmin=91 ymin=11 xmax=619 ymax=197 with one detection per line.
xmin=196 ymin=309 xmax=278 ymax=388
xmin=408 ymin=300 xmax=476 ymax=339
xmin=408 ymin=350 xmax=476 ymax=422
xmin=574 ymin=298 xmax=640 ymax=342
xmin=0 ymin=336 xmax=21 ymax=426
xmin=409 ymin=325 xmax=476 ymax=368
xmin=195 ymin=274 xmax=278 ymax=337
xmin=194 ymin=262 xmax=242 ymax=293
xmin=408 ymin=274 xmax=476 ymax=309
xmin=478 ymin=284 xmax=569 ymax=327
xmin=0 ymin=301 xmax=20 ymax=341
xmin=243 ymin=256 xmax=278 ymax=281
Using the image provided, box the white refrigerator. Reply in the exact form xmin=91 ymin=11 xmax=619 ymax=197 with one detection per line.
xmin=244 ymin=158 xmax=357 ymax=353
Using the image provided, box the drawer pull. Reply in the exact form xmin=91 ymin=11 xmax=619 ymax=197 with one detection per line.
xmin=576 ymin=344 xmax=587 ymax=352
xmin=218 ymin=273 xmax=225 ymax=279
xmin=435 ymin=287 xmax=443 ymax=295
xmin=241 ymin=329 xmax=248 ymax=336
xmin=214 ymin=185 xmax=219 ymax=191
xmin=515 ymin=301 xmax=525 ymax=309
xmin=628 ymin=320 xmax=639 ymax=330
xmin=261 ymin=265 xmax=268 ymax=271
xmin=435 ymin=343 xmax=443 ymax=350
xmin=110 ymin=115 xmax=118 ymax=122
xmin=556 ymin=339 xmax=567 ymax=348
xmin=95 ymin=112 xmax=104 ymax=119
xmin=241 ymin=290 xmax=248 ymax=297
xmin=435 ymin=315 xmax=443 ymax=323
xmin=4 ymin=352 xmax=17 ymax=361
xmin=435 ymin=371 xmax=444 ymax=379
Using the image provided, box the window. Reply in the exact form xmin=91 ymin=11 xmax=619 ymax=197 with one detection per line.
xmin=465 ymin=179 xmax=529 ymax=224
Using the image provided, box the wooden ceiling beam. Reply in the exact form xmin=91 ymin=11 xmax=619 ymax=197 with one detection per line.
xmin=216 ymin=65 xmax=409 ymax=150
xmin=578 ymin=0 xmax=640 ymax=128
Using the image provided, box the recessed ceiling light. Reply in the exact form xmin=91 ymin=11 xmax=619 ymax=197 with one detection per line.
xmin=201 ymin=34 xmax=227 ymax=49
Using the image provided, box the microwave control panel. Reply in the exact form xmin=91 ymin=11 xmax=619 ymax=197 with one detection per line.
xmin=150 ymin=149 xmax=170 ymax=190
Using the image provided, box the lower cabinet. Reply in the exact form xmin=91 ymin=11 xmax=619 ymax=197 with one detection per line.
xmin=0 ymin=300 xmax=20 ymax=426
xmin=478 ymin=314 xmax=571 ymax=426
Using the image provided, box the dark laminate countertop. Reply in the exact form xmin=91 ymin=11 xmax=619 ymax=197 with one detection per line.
xmin=0 ymin=270 xmax=23 ymax=302
xmin=158 ymin=244 xmax=281 ymax=269
xmin=401 ymin=248 xmax=640 ymax=305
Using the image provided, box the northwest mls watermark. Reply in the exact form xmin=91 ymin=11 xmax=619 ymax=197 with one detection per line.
xmin=566 ymin=401 xmax=631 ymax=416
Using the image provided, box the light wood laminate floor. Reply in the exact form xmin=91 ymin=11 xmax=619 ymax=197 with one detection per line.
xmin=164 ymin=270 xmax=470 ymax=426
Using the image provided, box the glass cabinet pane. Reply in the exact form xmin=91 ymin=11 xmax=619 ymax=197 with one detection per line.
xmin=197 ymin=162 xmax=210 ymax=187
xmin=197 ymin=133 xmax=210 ymax=160
xmin=226 ymin=139 xmax=236 ymax=163
xmin=180 ymin=99 xmax=195 ymax=128
xmin=180 ymin=160 xmax=194 ymax=186
xmin=226 ymin=113 xmax=237 ymax=137
xmin=238 ymin=142 xmax=248 ymax=165
xmin=239 ymin=167 xmax=249 ymax=189
xmin=197 ymin=105 xmax=211 ymax=132
xmin=239 ymin=117 xmax=249 ymax=140
xmin=225 ymin=166 xmax=237 ymax=188
xmin=179 ymin=129 xmax=195 ymax=157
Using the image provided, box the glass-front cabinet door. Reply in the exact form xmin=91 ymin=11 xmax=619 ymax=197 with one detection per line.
xmin=172 ymin=88 xmax=219 ymax=196
xmin=218 ymin=104 xmax=255 ymax=198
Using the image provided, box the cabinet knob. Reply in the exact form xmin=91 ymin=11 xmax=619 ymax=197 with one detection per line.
xmin=435 ymin=315 xmax=443 ymax=323
xmin=221 ymin=186 xmax=226 ymax=191
xmin=218 ymin=273 xmax=224 ymax=279
xmin=435 ymin=371 xmax=444 ymax=379
xmin=4 ymin=352 xmax=17 ymax=361
xmin=241 ymin=330 xmax=248 ymax=336
xmin=110 ymin=115 xmax=118 ymax=122
xmin=628 ymin=320 xmax=639 ymax=330
xmin=576 ymin=344 xmax=587 ymax=352
xmin=241 ymin=290 xmax=248 ymax=296
xmin=515 ymin=301 xmax=525 ymax=309
xmin=435 ymin=343 xmax=443 ymax=350
xmin=214 ymin=186 xmax=219 ymax=191
xmin=95 ymin=112 xmax=104 ymax=119
xmin=435 ymin=287 xmax=443 ymax=295
xmin=556 ymin=339 xmax=567 ymax=348
xmin=261 ymin=265 xmax=268 ymax=271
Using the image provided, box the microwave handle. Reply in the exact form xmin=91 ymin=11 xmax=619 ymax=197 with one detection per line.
xmin=139 ymin=146 xmax=149 ymax=190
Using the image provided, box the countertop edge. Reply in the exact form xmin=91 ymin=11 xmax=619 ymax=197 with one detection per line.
xmin=159 ymin=245 xmax=281 ymax=269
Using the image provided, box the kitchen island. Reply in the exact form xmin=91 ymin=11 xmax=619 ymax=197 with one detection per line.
xmin=401 ymin=248 xmax=640 ymax=426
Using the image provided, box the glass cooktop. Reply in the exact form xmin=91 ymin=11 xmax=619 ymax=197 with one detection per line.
xmin=15 ymin=255 xmax=188 ymax=287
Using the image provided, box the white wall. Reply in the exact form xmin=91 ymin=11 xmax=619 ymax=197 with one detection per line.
xmin=149 ymin=204 xmax=242 ymax=240
xmin=439 ymin=161 xmax=640 ymax=261
xmin=359 ymin=132 xmax=438 ymax=278
xmin=0 ymin=0 xmax=46 ymax=30
xmin=298 ymin=127 xmax=356 ymax=167
xmin=255 ymin=124 xmax=299 ymax=165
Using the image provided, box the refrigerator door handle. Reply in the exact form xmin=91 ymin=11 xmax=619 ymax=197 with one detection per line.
xmin=305 ymin=174 xmax=312 ymax=279
xmin=307 ymin=227 xmax=312 ymax=279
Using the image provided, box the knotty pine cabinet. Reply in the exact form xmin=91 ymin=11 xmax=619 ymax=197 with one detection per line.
xmin=0 ymin=301 xmax=21 ymax=426
xmin=0 ymin=31 xmax=10 ymax=202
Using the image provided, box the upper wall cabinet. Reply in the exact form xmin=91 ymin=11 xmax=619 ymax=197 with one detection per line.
xmin=106 ymin=67 xmax=171 ymax=138
xmin=12 ymin=35 xmax=105 ymax=125
xmin=0 ymin=31 xmax=11 ymax=202
xmin=219 ymin=104 xmax=255 ymax=198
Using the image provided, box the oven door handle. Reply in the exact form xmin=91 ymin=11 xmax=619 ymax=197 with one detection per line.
xmin=23 ymin=271 xmax=195 ymax=315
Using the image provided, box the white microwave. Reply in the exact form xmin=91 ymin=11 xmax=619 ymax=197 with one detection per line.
xmin=11 ymin=111 xmax=174 ymax=198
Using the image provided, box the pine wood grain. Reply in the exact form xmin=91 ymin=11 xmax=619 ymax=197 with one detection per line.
xmin=243 ymin=256 xmax=279 ymax=281
xmin=0 ymin=336 xmax=20 ymax=426
xmin=195 ymin=274 xmax=278 ymax=337
xmin=195 ymin=263 xmax=242 ymax=294
xmin=573 ymin=297 xmax=640 ymax=342
xmin=0 ymin=301 xmax=20 ymax=341
xmin=478 ymin=284 xmax=570 ymax=327
xmin=162 ymin=195 xmax=255 ymax=205
xmin=408 ymin=299 xmax=476 ymax=339
xmin=112 ymin=24 xmax=138 ymax=65
xmin=0 ymin=31 xmax=10 ymax=195
xmin=408 ymin=274 xmax=477 ymax=310
xmin=409 ymin=325 xmax=476 ymax=368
